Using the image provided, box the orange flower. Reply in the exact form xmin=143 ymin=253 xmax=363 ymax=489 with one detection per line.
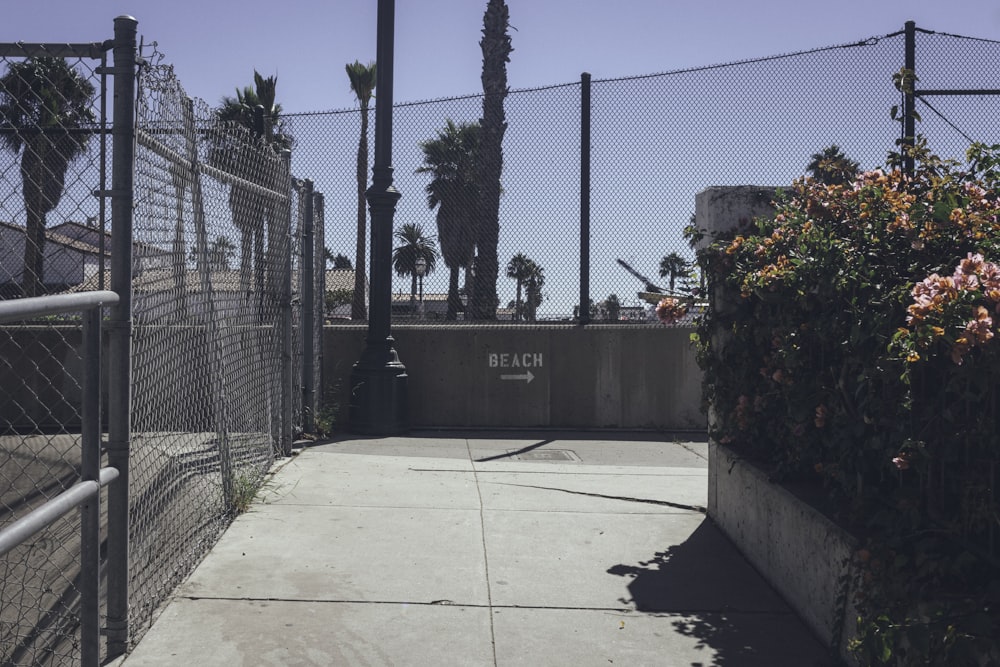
xmin=814 ymin=404 xmax=829 ymax=428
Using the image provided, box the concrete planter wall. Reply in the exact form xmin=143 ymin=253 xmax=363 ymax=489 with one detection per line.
xmin=323 ymin=324 xmax=705 ymax=430
xmin=697 ymin=185 xmax=859 ymax=663
xmin=708 ymin=442 xmax=858 ymax=663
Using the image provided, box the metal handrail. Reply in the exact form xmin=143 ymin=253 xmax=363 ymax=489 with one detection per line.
xmin=0 ymin=290 xmax=118 ymax=324
xmin=0 ymin=290 xmax=119 ymax=667
xmin=0 ymin=468 xmax=119 ymax=558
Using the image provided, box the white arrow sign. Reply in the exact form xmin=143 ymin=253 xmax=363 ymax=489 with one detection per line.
xmin=500 ymin=370 xmax=535 ymax=384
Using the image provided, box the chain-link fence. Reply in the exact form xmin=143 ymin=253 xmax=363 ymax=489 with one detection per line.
xmin=3 ymin=16 xmax=1000 ymax=667
xmin=127 ymin=57 xmax=325 ymax=643
xmin=289 ymin=25 xmax=1000 ymax=326
xmin=289 ymin=178 xmax=325 ymax=434
xmin=1 ymin=19 xmax=326 ymax=665
xmin=0 ymin=40 xmax=111 ymax=667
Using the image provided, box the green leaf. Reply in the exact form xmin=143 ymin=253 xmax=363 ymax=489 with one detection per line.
xmin=880 ymin=638 xmax=893 ymax=663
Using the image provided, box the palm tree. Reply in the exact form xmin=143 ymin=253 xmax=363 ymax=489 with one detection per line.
xmin=604 ymin=294 xmax=621 ymax=321
xmin=211 ymin=71 xmax=290 ymax=292
xmin=523 ymin=260 xmax=544 ymax=322
xmin=416 ymin=119 xmax=480 ymax=320
xmin=471 ymin=0 xmax=514 ymax=320
xmin=191 ymin=235 xmax=236 ymax=272
xmin=505 ymin=253 xmax=532 ymax=322
xmin=659 ymin=252 xmax=691 ymax=293
xmin=806 ymin=145 xmax=859 ymax=186
xmin=346 ymin=60 xmax=376 ymax=320
xmin=392 ymin=223 xmax=439 ymax=314
xmin=0 ymin=57 xmax=95 ymax=296
xmin=324 ymin=247 xmax=352 ymax=269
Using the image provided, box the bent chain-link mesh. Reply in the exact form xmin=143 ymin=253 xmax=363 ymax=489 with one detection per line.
xmin=127 ymin=61 xmax=296 ymax=644
xmin=0 ymin=45 xmax=107 ymax=666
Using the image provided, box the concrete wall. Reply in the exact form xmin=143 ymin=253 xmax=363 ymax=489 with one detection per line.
xmin=709 ymin=442 xmax=858 ymax=663
xmin=0 ymin=325 xmax=274 ymax=432
xmin=0 ymin=327 xmax=85 ymax=429
xmin=1 ymin=324 xmax=705 ymax=432
xmin=698 ymin=185 xmax=857 ymax=662
xmin=323 ymin=325 xmax=705 ymax=431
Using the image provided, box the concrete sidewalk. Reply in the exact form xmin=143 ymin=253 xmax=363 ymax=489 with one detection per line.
xmin=119 ymin=432 xmax=834 ymax=666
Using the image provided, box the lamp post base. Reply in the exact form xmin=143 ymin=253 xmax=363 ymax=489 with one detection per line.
xmin=348 ymin=340 xmax=408 ymax=435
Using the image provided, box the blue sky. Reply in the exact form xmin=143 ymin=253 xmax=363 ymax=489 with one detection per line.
xmin=4 ymin=1 xmax=1000 ymax=317
xmin=4 ymin=1 xmax=999 ymax=113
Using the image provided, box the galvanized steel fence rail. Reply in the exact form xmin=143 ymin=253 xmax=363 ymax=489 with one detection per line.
xmin=0 ymin=16 xmax=325 ymax=665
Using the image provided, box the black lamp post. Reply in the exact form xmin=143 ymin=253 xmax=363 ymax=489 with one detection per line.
xmin=415 ymin=256 xmax=426 ymax=320
xmin=349 ymin=0 xmax=408 ymax=434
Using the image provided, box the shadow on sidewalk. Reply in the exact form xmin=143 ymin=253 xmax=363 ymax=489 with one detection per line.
xmin=607 ymin=519 xmax=836 ymax=666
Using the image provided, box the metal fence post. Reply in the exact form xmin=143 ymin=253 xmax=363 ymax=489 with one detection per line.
xmin=301 ymin=179 xmax=315 ymax=433
xmin=106 ymin=13 xmax=137 ymax=659
xmin=580 ymin=72 xmax=592 ymax=325
xmin=314 ymin=192 xmax=325 ymax=423
xmin=903 ymin=20 xmax=916 ymax=177
xmin=280 ymin=150 xmax=294 ymax=455
xmin=79 ymin=306 xmax=101 ymax=667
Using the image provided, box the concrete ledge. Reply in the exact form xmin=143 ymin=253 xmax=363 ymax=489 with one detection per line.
xmin=708 ymin=441 xmax=858 ymax=664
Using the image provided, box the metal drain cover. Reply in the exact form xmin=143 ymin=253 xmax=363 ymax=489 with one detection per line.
xmin=508 ymin=449 xmax=580 ymax=462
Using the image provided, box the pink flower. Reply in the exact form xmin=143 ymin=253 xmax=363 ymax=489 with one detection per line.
xmin=978 ymin=262 xmax=1000 ymax=293
xmin=953 ymin=272 xmax=980 ymax=291
xmin=957 ymin=252 xmax=985 ymax=277
xmin=655 ymin=297 xmax=688 ymax=325
xmin=814 ymin=404 xmax=829 ymax=429
xmin=966 ymin=306 xmax=994 ymax=344
xmin=951 ymin=335 xmax=971 ymax=365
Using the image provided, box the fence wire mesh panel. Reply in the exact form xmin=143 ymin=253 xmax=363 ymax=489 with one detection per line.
xmin=287 ymin=84 xmax=581 ymax=325
xmin=289 ymin=182 xmax=304 ymax=434
xmin=292 ymin=182 xmax=324 ymax=433
xmin=311 ymin=193 xmax=325 ymax=426
xmin=0 ymin=43 xmax=108 ymax=667
xmin=127 ymin=59 xmax=296 ymax=644
xmin=286 ymin=27 xmax=1000 ymax=328
xmin=0 ymin=324 xmax=92 ymax=666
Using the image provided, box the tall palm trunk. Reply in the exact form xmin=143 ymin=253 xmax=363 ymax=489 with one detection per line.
xmin=21 ymin=145 xmax=46 ymax=297
xmin=471 ymin=0 xmax=512 ymax=320
xmin=352 ymin=107 xmax=369 ymax=319
xmin=20 ymin=137 xmax=69 ymax=297
xmin=514 ymin=279 xmax=523 ymax=322
xmin=447 ymin=265 xmax=462 ymax=320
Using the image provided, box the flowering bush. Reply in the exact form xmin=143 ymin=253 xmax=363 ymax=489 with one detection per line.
xmin=901 ymin=252 xmax=1000 ymax=364
xmin=694 ymin=138 xmax=1000 ymax=664
xmin=654 ymin=296 xmax=688 ymax=325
